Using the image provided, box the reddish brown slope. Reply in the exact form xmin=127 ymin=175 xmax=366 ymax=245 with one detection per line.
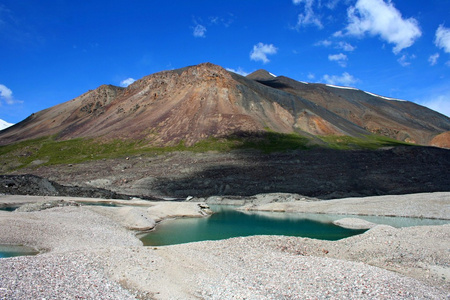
xmin=0 ymin=63 xmax=369 ymax=146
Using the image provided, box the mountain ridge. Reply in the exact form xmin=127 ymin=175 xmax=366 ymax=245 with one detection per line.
xmin=246 ymin=70 xmax=450 ymax=147
xmin=0 ymin=62 xmax=449 ymax=148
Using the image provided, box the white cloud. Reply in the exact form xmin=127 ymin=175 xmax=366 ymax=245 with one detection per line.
xmin=435 ymin=25 xmax=450 ymax=53
xmin=226 ymin=67 xmax=249 ymax=76
xmin=193 ymin=24 xmax=206 ymax=38
xmin=325 ymin=0 xmax=341 ymax=9
xmin=208 ymin=14 xmax=235 ymax=28
xmin=315 ymin=39 xmax=332 ymax=47
xmin=120 ymin=78 xmax=136 ymax=87
xmin=336 ymin=41 xmax=356 ymax=51
xmin=0 ymin=84 xmax=15 ymax=105
xmin=316 ymin=40 xmax=356 ymax=53
xmin=328 ymin=53 xmax=348 ymax=67
xmin=307 ymin=73 xmax=315 ymax=80
xmin=333 ymin=30 xmax=344 ymax=37
xmin=293 ymin=0 xmax=323 ymax=29
xmin=397 ymin=54 xmax=415 ymax=67
xmin=322 ymin=72 xmax=357 ymax=86
xmin=250 ymin=42 xmax=278 ymax=64
xmin=397 ymin=54 xmax=410 ymax=67
xmin=345 ymin=0 xmax=421 ymax=54
xmin=429 ymin=53 xmax=439 ymax=66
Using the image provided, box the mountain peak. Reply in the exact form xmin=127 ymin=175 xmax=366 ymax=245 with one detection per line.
xmin=246 ymin=69 xmax=276 ymax=81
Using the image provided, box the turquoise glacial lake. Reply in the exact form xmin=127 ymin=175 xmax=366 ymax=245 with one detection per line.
xmin=140 ymin=205 xmax=449 ymax=246
xmin=140 ymin=206 xmax=365 ymax=246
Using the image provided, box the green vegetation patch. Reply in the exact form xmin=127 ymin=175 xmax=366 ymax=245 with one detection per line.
xmin=0 ymin=132 xmax=412 ymax=172
xmin=319 ymin=135 xmax=412 ymax=150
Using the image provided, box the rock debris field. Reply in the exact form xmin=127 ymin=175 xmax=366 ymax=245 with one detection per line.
xmin=0 ymin=192 xmax=449 ymax=299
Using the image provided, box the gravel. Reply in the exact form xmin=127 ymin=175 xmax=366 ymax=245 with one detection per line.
xmin=192 ymin=237 xmax=447 ymax=299
xmin=0 ymin=194 xmax=449 ymax=299
xmin=0 ymin=252 xmax=135 ymax=300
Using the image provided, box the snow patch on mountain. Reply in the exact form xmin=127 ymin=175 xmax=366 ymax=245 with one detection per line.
xmin=0 ymin=119 xmax=14 ymax=130
xmin=325 ymin=84 xmax=359 ymax=90
xmin=364 ymin=91 xmax=406 ymax=102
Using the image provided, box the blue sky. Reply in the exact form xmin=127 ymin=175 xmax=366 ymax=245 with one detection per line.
xmin=1 ymin=0 xmax=449 ymax=123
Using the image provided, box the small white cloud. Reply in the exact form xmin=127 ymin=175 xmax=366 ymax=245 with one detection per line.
xmin=250 ymin=42 xmax=278 ymax=64
xmin=0 ymin=84 xmax=16 ymax=105
xmin=293 ymin=0 xmax=323 ymax=29
xmin=333 ymin=30 xmax=344 ymax=37
xmin=325 ymin=0 xmax=341 ymax=9
xmin=322 ymin=72 xmax=357 ymax=86
xmin=328 ymin=53 xmax=348 ymax=67
xmin=193 ymin=24 xmax=206 ymax=38
xmin=209 ymin=16 xmax=219 ymax=24
xmin=208 ymin=14 xmax=235 ymax=28
xmin=397 ymin=54 xmax=415 ymax=67
xmin=435 ymin=25 xmax=450 ymax=53
xmin=120 ymin=78 xmax=136 ymax=87
xmin=397 ymin=55 xmax=410 ymax=67
xmin=226 ymin=67 xmax=249 ymax=76
xmin=429 ymin=53 xmax=440 ymax=66
xmin=307 ymin=73 xmax=315 ymax=80
xmin=336 ymin=41 xmax=356 ymax=52
xmin=315 ymin=39 xmax=332 ymax=47
xmin=345 ymin=0 xmax=421 ymax=54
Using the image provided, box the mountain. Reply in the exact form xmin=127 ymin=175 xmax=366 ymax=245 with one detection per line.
xmin=0 ymin=119 xmax=14 ymax=131
xmin=0 ymin=62 xmax=449 ymax=148
xmin=247 ymin=71 xmax=450 ymax=147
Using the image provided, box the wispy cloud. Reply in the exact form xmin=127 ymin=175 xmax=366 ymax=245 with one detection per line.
xmin=209 ymin=14 xmax=235 ymax=28
xmin=226 ymin=67 xmax=249 ymax=77
xmin=322 ymin=72 xmax=358 ymax=86
xmin=328 ymin=53 xmax=348 ymax=67
xmin=0 ymin=84 xmax=20 ymax=105
xmin=120 ymin=78 xmax=136 ymax=87
xmin=293 ymin=0 xmax=323 ymax=29
xmin=429 ymin=53 xmax=440 ymax=66
xmin=250 ymin=43 xmax=278 ymax=64
xmin=325 ymin=0 xmax=342 ymax=10
xmin=397 ymin=54 xmax=415 ymax=67
xmin=315 ymin=39 xmax=332 ymax=47
xmin=435 ymin=25 xmax=450 ymax=53
xmin=345 ymin=0 xmax=421 ymax=54
xmin=336 ymin=41 xmax=355 ymax=52
xmin=192 ymin=24 xmax=206 ymax=38
xmin=315 ymin=40 xmax=355 ymax=52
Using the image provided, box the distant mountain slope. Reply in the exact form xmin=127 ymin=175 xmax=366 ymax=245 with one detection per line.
xmin=0 ymin=63 xmax=449 ymax=148
xmin=247 ymin=71 xmax=450 ymax=147
xmin=0 ymin=119 xmax=14 ymax=131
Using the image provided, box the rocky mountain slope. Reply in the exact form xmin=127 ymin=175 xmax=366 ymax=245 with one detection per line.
xmin=1 ymin=62 xmax=449 ymax=147
xmin=248 ymin=69 xmax=450 ymax=147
